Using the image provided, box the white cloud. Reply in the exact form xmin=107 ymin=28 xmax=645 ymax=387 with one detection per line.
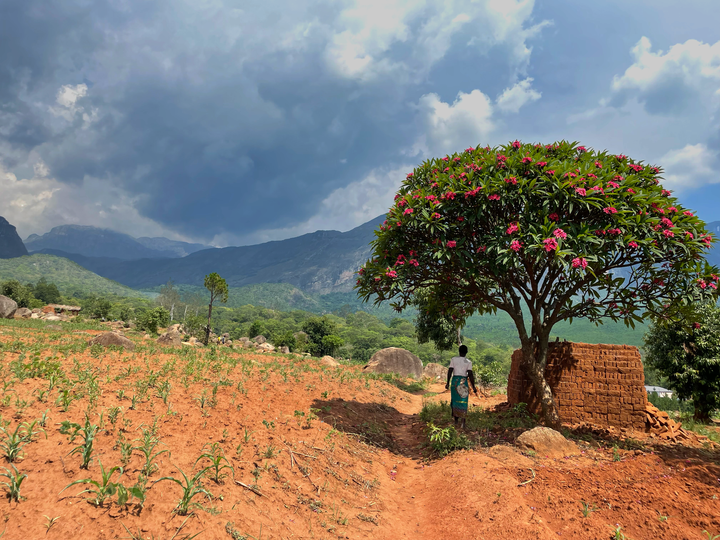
xmin=0 ymin=160 xmax=190 ymax=242
xmin=411 ymin=90 xmax=495 ymax=157
xmin=49 ymin=84 xmax=97 ymax=125
xmin=496 ymin=77 xmax=541 ymax=112
xmin=212 ymin=164 xmax=411 ymax=246
xmin=606 ymin=36 xmax=720 ymax=114
xmin=324 ymin=0 xmax=548 ymax=81
xmin=658 ymin=143 xmax=719 ymax=193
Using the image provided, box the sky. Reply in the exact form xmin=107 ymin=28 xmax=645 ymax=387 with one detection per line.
xmin=1 ymin=0 xmax=719 ymax=247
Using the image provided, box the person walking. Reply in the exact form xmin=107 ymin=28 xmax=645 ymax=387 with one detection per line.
xmin=445 ymin=344 xmax=479 ymax=429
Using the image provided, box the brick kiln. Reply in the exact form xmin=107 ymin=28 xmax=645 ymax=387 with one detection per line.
xmin=507 ymin=342 xmax=647 ymax=430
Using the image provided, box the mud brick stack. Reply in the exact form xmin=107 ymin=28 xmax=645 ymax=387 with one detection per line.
xmin=507 ymin=342 xmax=647 ymax=430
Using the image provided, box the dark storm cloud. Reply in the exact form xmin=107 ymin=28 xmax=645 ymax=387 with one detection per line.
xmin=0 ymin=0 xmax=546 ymax=241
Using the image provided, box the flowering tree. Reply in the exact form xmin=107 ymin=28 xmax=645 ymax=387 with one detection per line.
xmin=356 ymin=141 xmax=719 ymax=427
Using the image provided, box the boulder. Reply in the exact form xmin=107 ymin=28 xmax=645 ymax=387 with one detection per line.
xmin=157 ymin=330 xmax=182 ymax=347
xmin=42 ymin=305 xmax=55 ymax=314
xmin=13 ymin=307 xmax=32 ymax=319
xmin=30 ymin=313 xmax=41 ymax=319
xmin=320 ymin=355 xmax=339 ymax=367
xmin=0 ymin=295 xmax=18 ymax=319
xmin=363 ymin=347 xmax=423 ymax=380
xmin=280 ymin=346 xmax=290 ymax=354
xmin=423 ymin=362 xmax=447 ymax=380
xmin=43 ymin=315 xmax=62 ymax=321
xmin=515 ymin=427 xmax=580 ymax=458
xmin=45 ymin=324 xmax=62 ymax=331
xmin=253 ymin=335 xmax=267 ymax=344
xmin=257 ymin=342 xmax=275 ymax=352
xmin=88 ymin=332 xmax=136 ymax=351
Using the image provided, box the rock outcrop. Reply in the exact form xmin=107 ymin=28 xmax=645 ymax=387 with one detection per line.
xmin=0 ymin=216 xmax=28 ymax=259
xmin=363 ymin=347 xmax=423 ymax=380
xmin=13 ymin=307 xmax=32 ymax=319
xmin=0 ymin=295 xmax=18 ymax=319
xmin=88 ymin=332 xmax=136 ymax=351
xmin=423 ymin=362 xmax=447 ymax=380
xmin=515 ymin=427 xmax=580 ymax=458
xmin=320 ymin=355 xmax=339 ymax=367
xmin=157 ymin=330 xmax=182 ymax=347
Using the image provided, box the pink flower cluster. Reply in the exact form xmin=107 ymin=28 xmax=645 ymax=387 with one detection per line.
xmin=628 ymin=164 xmax=643 ymax=173
xmin=447 ymin=241 xmax=457 ymax=248
xmin=572 ymin=257 xmax=588 ymax=269
xmin=505 ymin=176 xmax=518 ymax=185
xmin=406 ymin=172 xmax=413 ymax=178
xmin=549 ymin=213 xmax=560 ymax=222
xmin=476 ymin=246 xmax=487 ymax=253
xmin=432 ymin=213 xmax=441 ymax=219
xmin=442 ymin=191 xmax=456 ymax=200
xmin=409 ymin=259 xmax=419 ymax=267
xmin=594 ymin=161 xmax=603 ymax=169
xmin=487 ymin=194 xmax=500 ymax=201
xmin=553 ymin=228 xmax=567 ymax=239
xmin=511 ymin=140 xmax=521 ymax=149
xmin=628 ymin=241 xmax=639 ymax=249
xmin=575 ymin=187 xmax=586 ymax=196
xmin=386 ymin=270 xmax=397 ymax=278
xmin=403 ymin=208 xmax=414 ymax=215
xmin=506 ymin=222 xmax=519 ymax=235
xmin=521 ymin=157 xmax=533 ymax=164
xmin=510 ymin=240 xmax=522 ymax=252
xmin=603 ymin=207 xmax=618 ymax=214
xmin=465 ymin=187 xmax=483 ymax=199
xmin=543 ymin=238 xmax=558 ymax=252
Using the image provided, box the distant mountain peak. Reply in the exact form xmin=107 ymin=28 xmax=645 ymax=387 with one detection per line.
xmin=0 ymin=216 xmax=29 ymax=259
xmin=24 ymin=224 xmax=212 ymax=260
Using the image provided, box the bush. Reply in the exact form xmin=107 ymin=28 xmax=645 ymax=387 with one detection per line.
xmin=1 ymin=280 xmax=36 ymax=308
xmin=136 ymin=307 xmax=171 ymax=335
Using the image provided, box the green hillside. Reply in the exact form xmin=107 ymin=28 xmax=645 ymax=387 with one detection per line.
xmin=144 ymin=282 xmax=645 ymax=349
xmin=0 ymin=255 xmax=147 ymax=298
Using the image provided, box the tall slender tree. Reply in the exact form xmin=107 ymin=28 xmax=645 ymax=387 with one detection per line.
xmin=203 ymin=273 xmax=229 ymax=345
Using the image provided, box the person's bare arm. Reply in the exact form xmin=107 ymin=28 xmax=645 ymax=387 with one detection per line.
xmin=445 ymin=367 xmax=454 ymax=389
xmin=468 ymin=370 xmax=479 ymax=395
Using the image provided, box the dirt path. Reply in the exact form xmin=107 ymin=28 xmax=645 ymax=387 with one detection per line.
xmin=369 ymin=385 xmax=557 ymax=540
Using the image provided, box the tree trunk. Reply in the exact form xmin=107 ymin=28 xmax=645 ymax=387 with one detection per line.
xmin=693 ymin=404 xmax=711 ymax=422
xmin=204 ymin=299 xmax=213 ymax=346
xmin=170 ymin=303 xmax=175 ymax=322
xmin=521 ymin=338 xmax=561 ymax=430
xmin=183 ymin=305 xmax=188 ymax=321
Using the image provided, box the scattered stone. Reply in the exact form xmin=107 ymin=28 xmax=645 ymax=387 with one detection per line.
xmin=423 ymin=362 xmax=447 ymax=380
xmin=43 ymin=315 xmax=62 ymax=322
xmin=363 ymin=347 xmax=423 ymax=379
xmin=13 ymin=307 xmax=32 ymax=319
xmin=515 ymin=427 xmax=580 ymax=458
xmin=257 ymin=342 xmax=275 ymax=352
xmin=88 ymin=332 xmax=136 ymax=351
xmin=280 ymin=346 xmax=290 ymax=354
xmin=253 ymin=335 xmax=267 ymax=344
xmin=320 ymin=355 xmax=339 ymax=367
xmin=0 ymin=295 xmax=18 ymax=319
xmin=45 ymin=324 xmax=62 ymax=331
xmin=157 ymin=330 xmax=182 ymax=347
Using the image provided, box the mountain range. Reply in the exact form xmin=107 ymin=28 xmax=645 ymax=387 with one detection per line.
xmin=30 ymin=216 xmax=384 ymax=293
xmin=25 ymin=225 xmax=212 ymax=259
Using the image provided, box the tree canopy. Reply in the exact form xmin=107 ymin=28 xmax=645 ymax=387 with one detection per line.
xmin=644 ymin=301 xmax=720 ymax=420
xmin=357 ymin=140 xmax=719 ymax=426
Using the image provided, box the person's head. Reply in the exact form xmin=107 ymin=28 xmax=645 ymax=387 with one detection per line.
xmin=459 ymin=344 xmax=468 ymax=357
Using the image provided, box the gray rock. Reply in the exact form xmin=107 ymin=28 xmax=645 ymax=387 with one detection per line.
xmin=515 ymin=427 xmax=580 ymax=458
xmin=253 ymin=335 xmax=267 ymax=344
xmin=88 ymin=332 xmax=136 ymax=351
xmin=280 ymin=346 xmax=290 ymax=354
xmin=363 ymin=347 xmax=423 ymax=379
xmin=45 ymin=324 xmax=62 ymax=331
xmin=157 ymin=330 xmax=182 ymax=346
xmin=0 ymin=295 xmax=18 ymax=319
xmin=13 ymin=307 xmax=32 ymax=319
xmin=423 ymin=362 xmax=447 ymax=380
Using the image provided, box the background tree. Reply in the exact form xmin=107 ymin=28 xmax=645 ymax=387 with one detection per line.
xmin=1 ymin=280 xmax=36 ymax=308
xmin=357 ymin=140 xmax=719 ymax=427
xmin=136 ymin=306 xmax=171 ymax=335
xmin=157 ymin=280 xmax=181 ymax=321
xmin=203 ymin=273 xmax=228 ymax=345
xmin=302 ymin=316 xmax=344 ymax=357
xmin=644 ymin=301 xmax=720 ymax=420
xmin=33 ymin=278 xmax=62 ymax=305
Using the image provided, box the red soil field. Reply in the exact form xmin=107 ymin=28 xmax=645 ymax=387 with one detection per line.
xmin=0 ymin=324 xmax=718 ymax=540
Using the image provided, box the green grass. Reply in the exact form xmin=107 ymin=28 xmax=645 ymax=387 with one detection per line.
xmin=0 ymin=255 xmax=145 ymax=298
